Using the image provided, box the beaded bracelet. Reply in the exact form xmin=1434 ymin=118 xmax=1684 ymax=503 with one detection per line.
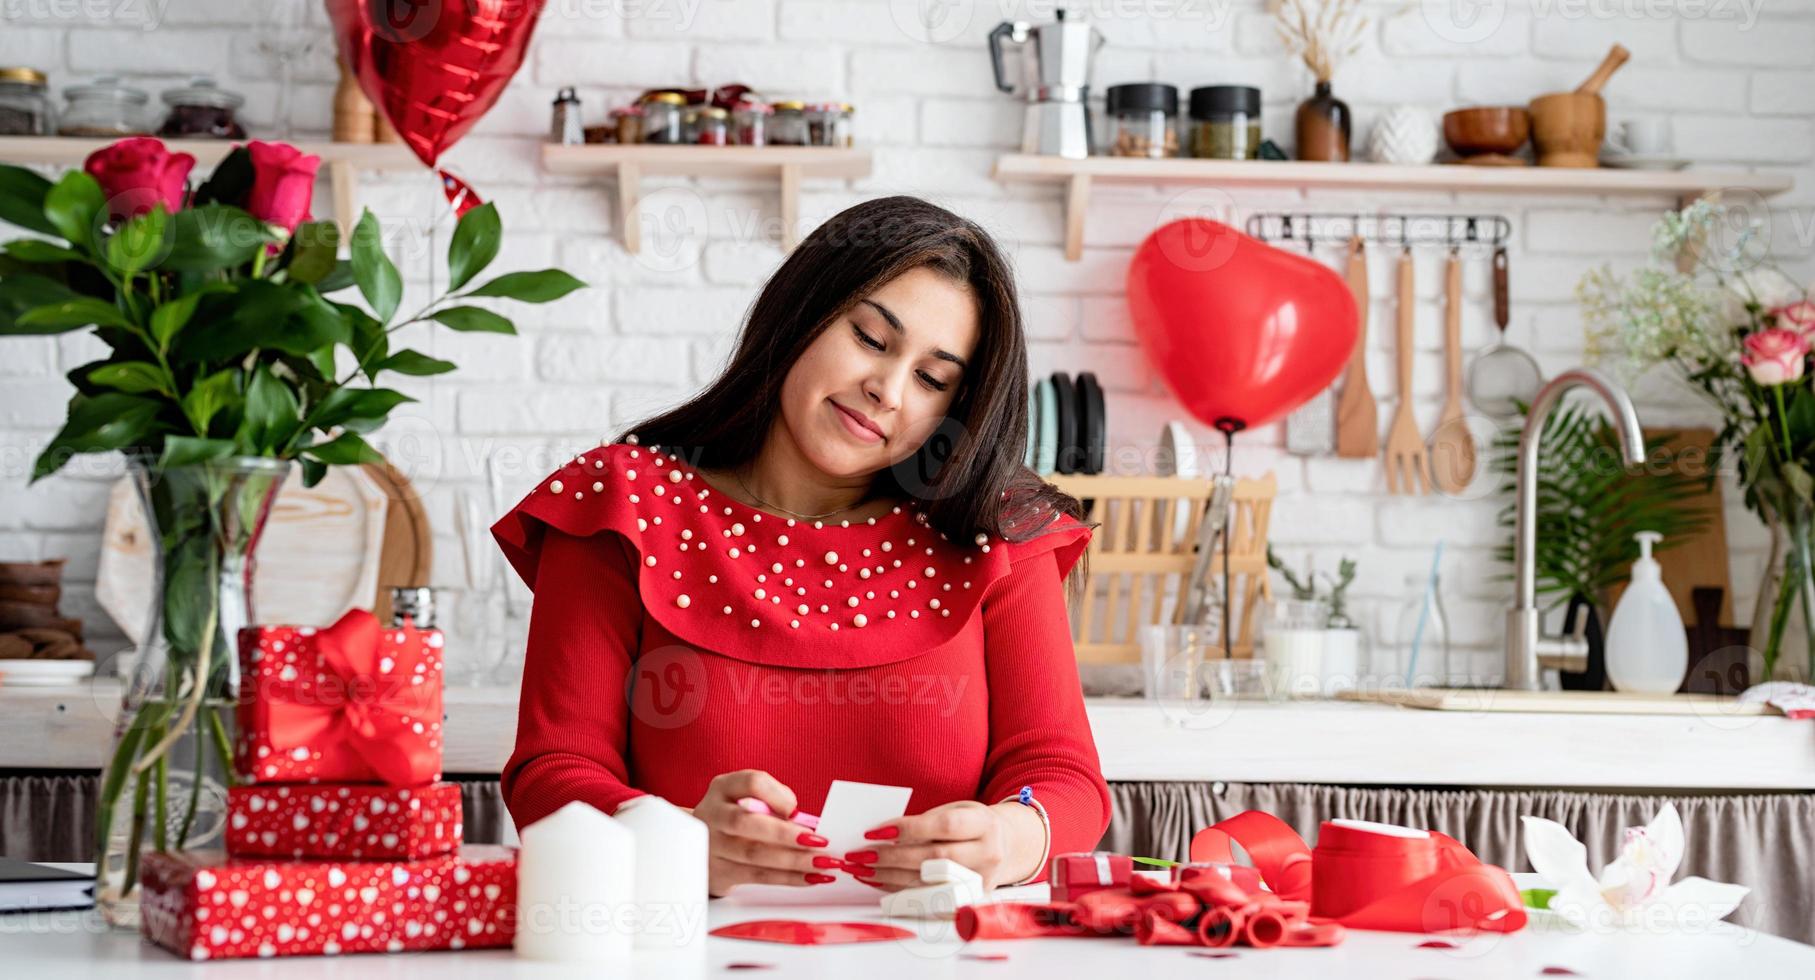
xmin=999 ymin=785 xmax=1051 ymax=887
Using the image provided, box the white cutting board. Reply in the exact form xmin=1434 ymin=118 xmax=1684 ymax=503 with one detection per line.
xmin=96 ymin=465 xmax=388 ymax=644
xmin=1339 ymin=688 xmax=1773 ymax=716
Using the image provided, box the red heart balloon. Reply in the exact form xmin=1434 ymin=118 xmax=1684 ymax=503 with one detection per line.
xmin=1126 ymin=219 xmax=1357 ymax=431
xmin=325 ymin=0 xmax=548 ymax=169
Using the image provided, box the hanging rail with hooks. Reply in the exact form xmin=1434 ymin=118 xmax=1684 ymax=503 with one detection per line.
xmin=1244 ymin=212 xmax=1512 ymax=250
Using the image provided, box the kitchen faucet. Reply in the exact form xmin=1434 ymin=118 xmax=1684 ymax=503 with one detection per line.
xmin=1505 ymin=368 xmax=1646 ymax=690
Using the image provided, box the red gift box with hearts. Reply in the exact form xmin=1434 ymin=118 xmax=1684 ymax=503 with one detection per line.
xmin=139 ymin=845 xmax=516 ymax=961
xmin=225 ymin=782 xmax=463 ymax=861
xmin=235 ymin=610 xmax=445 ymax=785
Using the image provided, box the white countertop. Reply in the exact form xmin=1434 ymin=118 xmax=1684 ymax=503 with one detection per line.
xmin=4 ymin=874 xmax=1812 ymax=976
xmin=6 ymin=682 xmax=1814 ymax=791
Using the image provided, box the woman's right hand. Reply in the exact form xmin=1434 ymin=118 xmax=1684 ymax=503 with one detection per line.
xmin=695 ymin=769 xmax=835 ymax=897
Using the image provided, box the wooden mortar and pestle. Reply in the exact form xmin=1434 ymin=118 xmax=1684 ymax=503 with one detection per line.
xmin=1529 ymin=43 xmax=1629 ymax=167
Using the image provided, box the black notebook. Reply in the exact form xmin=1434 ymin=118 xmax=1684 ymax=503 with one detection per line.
xmin=0 ymin=858 xmax=94 ymax=913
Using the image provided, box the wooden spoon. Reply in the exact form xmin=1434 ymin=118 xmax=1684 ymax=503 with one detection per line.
xmin=1334 ymin=236 xmax=1378 ymax=459
xmin=1575 ymin=43 xmax=1630 ymax=96
xmin=1382 ymin=248 xmax=1430 ymax=495
xmin=1429 ymin=249 xmax=1477 ymax=494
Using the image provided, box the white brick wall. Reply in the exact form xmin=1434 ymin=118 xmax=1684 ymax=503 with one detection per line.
xmin=3 ymin=0 xmax=1812 ymax=683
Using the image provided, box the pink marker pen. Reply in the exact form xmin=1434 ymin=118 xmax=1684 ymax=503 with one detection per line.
xmin=736 ymin=796 xmax=820 ymax=830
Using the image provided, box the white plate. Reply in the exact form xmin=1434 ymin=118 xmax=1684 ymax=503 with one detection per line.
xmin=0 ymin=659 xmax=95 ymax=686
xmin=1601 ymin=153 xmax=1689 ymax=171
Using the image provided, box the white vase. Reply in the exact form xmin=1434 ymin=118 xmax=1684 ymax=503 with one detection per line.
xmin=1368 ymin=105 xmax=1440 ymax=165
xmin=1320 ymin=628 xmax=1363 ymax=695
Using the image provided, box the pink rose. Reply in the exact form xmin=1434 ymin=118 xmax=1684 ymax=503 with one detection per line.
xmin=83 ymin=137 xmax=195 ymax=221
xmin=244 ymin=140 xmax=321 ymax=235
xmin=1742 ymin=327 xmax=1810 ymax=386
xmin=1772 ymin=300 xmax=1815 ymax=338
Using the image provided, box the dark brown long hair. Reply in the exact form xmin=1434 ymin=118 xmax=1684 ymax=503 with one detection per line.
xmin=620 ymin=195 xmax=1092 ymax=587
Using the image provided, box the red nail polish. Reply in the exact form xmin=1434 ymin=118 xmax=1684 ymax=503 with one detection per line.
xmin=843 ymin=850 xmax=878 ymax=864
xmin=857 ymin=878 xmax=888 ymax=889
xmin=812 ymin=855 xmax=841 ymax=869
xmin=845 ymin=864 xmax=876 ymax=878
xmin=864 ymin=826 xmax=899 ymax=840
xmin=805 ymin=873 xmax=835 ymax=885
xmin=797 ymin=833 xmax=829 ymax=848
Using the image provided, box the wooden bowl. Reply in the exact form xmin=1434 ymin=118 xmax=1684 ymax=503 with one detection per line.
xmin=1442 ymin=107 xmax=1530 ymax=162
xmin=1528 ymin=92 xmax=1605 ymax=168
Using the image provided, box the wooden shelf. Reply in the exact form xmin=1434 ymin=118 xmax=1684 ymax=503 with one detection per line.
xmin=0 ymin=136 xmax=422 ymax=238
xmin=992 ymin=153 xmax=1796 ymax=260
xmin=541 ymin=143 xmax=872 ymax=253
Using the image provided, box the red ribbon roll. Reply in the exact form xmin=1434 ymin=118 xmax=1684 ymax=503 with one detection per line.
xmin=1189 ymin=811 xmax=1528 ymax=935
xmin=1196 ymin=906 xmax=1244 ymax=948
xmin=954 ymin=903 xmax=1092 ymax=941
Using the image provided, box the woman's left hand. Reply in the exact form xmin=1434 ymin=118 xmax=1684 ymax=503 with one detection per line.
xmin=844 ymin=800 xmax=1040 ymax=891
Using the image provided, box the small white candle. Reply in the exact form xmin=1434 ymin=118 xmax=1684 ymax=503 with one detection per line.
xmin=514 ymin=801 xmax=635 ymax=961
xmin=614 ymin=795 xmax=709 ymax=950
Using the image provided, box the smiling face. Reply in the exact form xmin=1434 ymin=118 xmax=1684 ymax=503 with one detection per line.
xmin=776 ymin=264 xmax=982 ymax=480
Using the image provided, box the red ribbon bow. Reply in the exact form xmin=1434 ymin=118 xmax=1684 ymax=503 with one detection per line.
xmin=1190 ymin=811 xmax=1527 ymax=935
xmin=261 ymin=609 xmax=440 ymax=785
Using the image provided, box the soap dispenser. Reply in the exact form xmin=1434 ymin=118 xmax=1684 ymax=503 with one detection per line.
xmin=1604 ymin=531 xmax=1687 ymax=694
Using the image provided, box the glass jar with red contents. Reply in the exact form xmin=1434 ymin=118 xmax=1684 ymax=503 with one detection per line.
xmin=156 ymin=76 xmax=246 ymax=140
xmin=730 ymin=100 xmax=770 ymax=146
xmin=694 ymin=105 xmax=729 ymax=145
xmin=611 ymin=104 xmax=644 ymax=144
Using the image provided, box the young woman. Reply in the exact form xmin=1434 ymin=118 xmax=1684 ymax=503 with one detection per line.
xmin=492 ymin=196 xmax=1108 ymax=897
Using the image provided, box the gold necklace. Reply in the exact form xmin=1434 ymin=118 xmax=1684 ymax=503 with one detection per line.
xmin=732 ymin=464 xmax=871 ymax=522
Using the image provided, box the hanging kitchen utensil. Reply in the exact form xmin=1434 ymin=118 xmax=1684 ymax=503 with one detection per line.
xmin=1428 ymin=248 xmax=1478 ymax=494
xmin=1051 ymin=372 xmax=1079 ymax=474
xmin=1466 ymin=246 xmax=1542 ymax=419
xmin=1382 ymin=246 xmax=1431 ymax=494
xmin=1334 ymin=235 xmax=1378 ymax=458
xmin=1157 ymin=420 xmax=1200 ymax=542
xmin=1035 ymin=374 xmax=1059 ymax=475
xmin=1284 ymin=235 xmax=1337 ymax=457
xmin=1076 ymin=372 xmax=1106 ymax=474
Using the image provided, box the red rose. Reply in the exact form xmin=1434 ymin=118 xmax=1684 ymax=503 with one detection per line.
xmin=83 ymin=137 xmax=195 ymax=221
xmin=245 ymin=140 xmax=321 ymax=235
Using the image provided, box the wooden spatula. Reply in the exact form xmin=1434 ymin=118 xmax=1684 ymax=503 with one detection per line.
xmin=1429 ymin=249 xmax=1477 ymax=494
xmin=1383 ymin=248 xmax=1430 ymax=495
xmin=1334 ymin=236 xmax=1378 ymax=458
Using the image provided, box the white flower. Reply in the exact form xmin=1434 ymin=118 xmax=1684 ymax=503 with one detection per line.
xmin=1520 ymin=804 xmax=1749 ymax=932
xmin=1729 ymin=266 xmax=1803 ymax=311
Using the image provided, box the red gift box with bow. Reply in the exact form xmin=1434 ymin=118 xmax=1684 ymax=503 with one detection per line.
xmin=139 ymin=845 xmax=516 ymax=960
xmin=1048 ymin=851 xmax=1133 ymax=903
xmin=225 ymin=782 xmax=463 ymax=860
xmin=235 ymin=609 xmax=444 ymax=786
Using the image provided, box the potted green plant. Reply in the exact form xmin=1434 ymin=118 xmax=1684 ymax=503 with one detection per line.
xmin=0 ymin=137 xmax=584 ymax=925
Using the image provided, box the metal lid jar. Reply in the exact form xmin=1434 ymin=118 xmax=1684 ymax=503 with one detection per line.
xmin=731 ymin=99 xmax=771 ymax=146
xmin=58 ymin=76 xmax=150 ymax=137
xmin=694 ymin=105 xmax=729 ymax=145
xmin=1188 ymin=85 xmax=1262 ymax=160
xmin=803 ymin=101 xmax=849 ymax=148
xmin=770 ymin=99 xmax=807 ymax=145
xmin=0 ymin=67 xmax=53 ymax=136
xmin=1105 ymin=83 xmax=1179 ymax=158
xmin=156 ymin=76 xmax=246 ymax=140
xmin=640 ymin=91 xmax=686 ymax=144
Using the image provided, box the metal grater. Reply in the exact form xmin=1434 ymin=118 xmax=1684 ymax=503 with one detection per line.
xmin=1285 ymin=387 xmax=1336 ymax=455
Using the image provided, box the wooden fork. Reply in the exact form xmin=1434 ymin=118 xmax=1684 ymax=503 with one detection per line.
xmin=1383 ymin=247 xmax=1431 ymax=494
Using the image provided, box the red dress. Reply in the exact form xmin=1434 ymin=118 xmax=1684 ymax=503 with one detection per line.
xmin=491 ymin=441 xmax=1110 ymax=877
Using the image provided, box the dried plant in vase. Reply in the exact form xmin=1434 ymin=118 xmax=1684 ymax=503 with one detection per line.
xmin=1270 ymin=0 xmax=1371 ymax=161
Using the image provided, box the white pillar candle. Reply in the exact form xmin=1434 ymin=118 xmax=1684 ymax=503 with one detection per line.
xmin=614 ymin=795 xmax=709 ymax=950
xmin=514 ymin=801 xmax=635 ymax=961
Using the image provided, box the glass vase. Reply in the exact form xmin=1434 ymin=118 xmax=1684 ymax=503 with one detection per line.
xmin=1753 ymin=500 xmax=1815 ymax=684
xmin=94 ymin=457 xmax=290 ymax=928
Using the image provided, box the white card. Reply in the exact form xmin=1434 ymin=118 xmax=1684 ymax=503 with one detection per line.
xmin=724 ymin=779 xmax=912 ymax=906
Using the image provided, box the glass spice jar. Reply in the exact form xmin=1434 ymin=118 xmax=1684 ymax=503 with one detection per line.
xmin=58 ymin=76 xmax=151 ymax=137
xmin=156 ymin=76 xmax=246 ymax=140
xmin=0 ymin=67 xmax=53 ymax=136
xmin=730 ymin=100 xmax=770 ymax=146
xmin=694 ymin=105 xmax=728 ymax=145
xmin=804 ymin=101 xmax=849 ymax=148
xmin=770 ymin=99 xmax=806 ymax=145
xmin=611 ymin=104 xmax=644 ymax=144
xmin=1105 ymin=83 xmax=1178 ymax=158
xmin=1188 ymin=85 xmax=1262 ymax=160
xmin=839 ymin=101 xmax=855 ymax=148
xmin=640 ymin=91 xmax=686 ymax=144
